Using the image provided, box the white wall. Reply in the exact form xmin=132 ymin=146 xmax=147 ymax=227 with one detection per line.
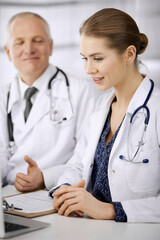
xmin=0 ymin=0 xmax=159 ymax=90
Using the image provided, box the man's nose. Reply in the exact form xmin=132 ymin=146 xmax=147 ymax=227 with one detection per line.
xmin=24 ymin=41 xmax=35 ymax=54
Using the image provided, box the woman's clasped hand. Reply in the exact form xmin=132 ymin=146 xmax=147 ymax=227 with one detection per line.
xmin=53 ymin=180 xmax=115 ymax=220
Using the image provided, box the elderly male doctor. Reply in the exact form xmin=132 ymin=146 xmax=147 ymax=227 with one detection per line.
xmin=0 ymin=12 xmax=95 ymax=191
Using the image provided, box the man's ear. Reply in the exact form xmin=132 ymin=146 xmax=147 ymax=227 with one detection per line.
xmin=49 ymin=39 xmax=53 ymax=56
xmin=124 ymin=45 xmax=137 ymax=65
xmin=4 ymin=45 xmax=12 ymax=62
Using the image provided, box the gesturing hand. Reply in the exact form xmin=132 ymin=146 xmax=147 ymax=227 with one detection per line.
xmin=14 ymin=155 xmax=45 ymax=192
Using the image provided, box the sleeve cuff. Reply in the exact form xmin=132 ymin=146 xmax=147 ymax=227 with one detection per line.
xmin=49 ymin=183 xmax=71 ymax=198
xmin=113 ymin=202 xmax=127 ymax=222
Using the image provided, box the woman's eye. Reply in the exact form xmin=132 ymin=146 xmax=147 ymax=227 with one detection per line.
xmin=81 ymin=57 xmax=87 ymax=61
xmin=94 ymin=58 xmax=103 ymax=61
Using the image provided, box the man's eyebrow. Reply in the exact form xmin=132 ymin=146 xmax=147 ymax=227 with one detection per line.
xmin=33 ymin=35 xmax=44 ymax=38
xmin=14 ymin=35 xmax=44 ymax=39
xmin=14 ymin=37 xmax=23 ymax=40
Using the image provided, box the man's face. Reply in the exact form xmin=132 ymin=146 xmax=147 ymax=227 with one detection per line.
xmin=5 ymin=17 xmax=53 ymax=83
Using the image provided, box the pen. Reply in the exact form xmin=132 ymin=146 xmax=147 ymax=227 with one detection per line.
xmin=13 ymin=207 xmax=23 ymax=211
xmin=3 ymin=199 xmax=23 ymax=211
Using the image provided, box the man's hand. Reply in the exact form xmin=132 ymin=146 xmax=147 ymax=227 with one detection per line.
xmin=14 ymin=155 xmax=45 ymax=192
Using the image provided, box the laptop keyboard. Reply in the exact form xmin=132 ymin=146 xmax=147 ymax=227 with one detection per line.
xmin=5 ymin=221 xmax=29 ymax=232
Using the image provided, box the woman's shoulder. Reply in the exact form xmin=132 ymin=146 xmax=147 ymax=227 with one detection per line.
xmin=150 ymin=79 xmax=160 ymax=105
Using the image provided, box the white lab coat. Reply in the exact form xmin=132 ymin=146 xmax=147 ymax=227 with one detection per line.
xmin=57 ymin=76 xmax=160 ymax=222
xmin=0 ymin=64 xmax=95 ymax=189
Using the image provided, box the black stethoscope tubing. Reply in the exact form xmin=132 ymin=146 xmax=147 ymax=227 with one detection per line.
xmin=130 ymin=79 xmax=154 ymax=125
xmin=48 ymin=67 xmax=69 ymax=89
xmin=7 ymin=67 xmax=70 ymax=142
xmin=7 ymin=93 xmax=14 ymax=142
xmin=119 ymin=79 xmax=154 ymax=163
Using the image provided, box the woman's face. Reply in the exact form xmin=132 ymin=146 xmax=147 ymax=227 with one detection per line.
xmin=80 ymin=35 xmax=127 ymax=91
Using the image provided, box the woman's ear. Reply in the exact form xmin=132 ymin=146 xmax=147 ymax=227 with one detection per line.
xmin=125 ymin=45 xmax=137 ymax=65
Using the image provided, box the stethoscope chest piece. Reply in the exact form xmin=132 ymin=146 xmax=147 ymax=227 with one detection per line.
xmin=7 ymin=141 xmax=16 ymax=156
xmin=49 ymin=70 xmax=73 ymax=124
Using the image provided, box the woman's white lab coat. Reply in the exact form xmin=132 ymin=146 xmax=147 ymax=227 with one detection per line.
xmin=58 ymin=76 xmax=160 ymax=222
xmin=0 ymin=64 xmax=95 ymax=189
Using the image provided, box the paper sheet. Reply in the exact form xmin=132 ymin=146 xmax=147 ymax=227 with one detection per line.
xmin=4 ymin=190 xmax=54 ymax=213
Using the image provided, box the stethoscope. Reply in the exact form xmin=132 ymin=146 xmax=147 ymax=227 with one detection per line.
xmin=48 ymin=67 xmax=73 ymax=124
xmin=6 ymin=67 xmax=74 ymax=156
xmin=119 ymin=79 xmax=154 ymax=164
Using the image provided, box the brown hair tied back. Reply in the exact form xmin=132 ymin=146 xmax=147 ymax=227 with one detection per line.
xmin=80 ymin=8 xmax=148 ymax=58
xmin=138 ymin=33 xmax=148 ymax=55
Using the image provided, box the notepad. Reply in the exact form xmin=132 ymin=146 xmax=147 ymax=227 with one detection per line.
xmin=4 ymin=190 xmax=57 ymax=218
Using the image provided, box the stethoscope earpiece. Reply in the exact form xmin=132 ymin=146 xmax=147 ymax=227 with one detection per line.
xmin=119 ymin=155 xmax=149 ymax=164
xmin=142 ymin=159 xmax=149 ymax=164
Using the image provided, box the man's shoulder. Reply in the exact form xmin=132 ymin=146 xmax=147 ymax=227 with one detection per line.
xmin=0 ymin=83 xmax=10 ymax=97
xmin=67 ymin=73 xmax=93 ymax=90
xmin=0 ymin=83 xmax=11 ymax=111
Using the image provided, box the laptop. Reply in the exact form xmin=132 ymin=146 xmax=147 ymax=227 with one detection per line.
xmin=0 ymin=173 xmax=50 ymax=239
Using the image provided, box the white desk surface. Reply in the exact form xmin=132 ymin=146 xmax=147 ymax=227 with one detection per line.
xmin=2 ymin=185 xmax=160 ymax=240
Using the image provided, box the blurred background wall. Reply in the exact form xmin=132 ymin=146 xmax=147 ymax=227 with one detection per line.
xmin=0 ymin=0 xmax=160 ymax=92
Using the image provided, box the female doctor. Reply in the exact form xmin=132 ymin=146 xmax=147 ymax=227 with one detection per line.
xmin=52 ymin=8 xmax=160 ymax=222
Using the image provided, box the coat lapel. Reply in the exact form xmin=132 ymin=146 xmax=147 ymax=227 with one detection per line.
xmin=7 ymin=76 xmax=21 ymax=113
xmin=7 ymin=77 xmax=26 ymax=143
xmin=108 ymin=77 xmax=152 ymax=166
xmin=22 ymin=86 xmax=50 ymax=138
xmin=23 ymin=68 xmax=70 ymax=137
xmin=83 ymin=91 xmax=115 ymax=185
xmin=88 ymin=91 xmax=115 ymax=158
xmin=18 ymin=65 xmax=57 ymax=142
xmin=8 ymin=65 xmax=59 ymax=144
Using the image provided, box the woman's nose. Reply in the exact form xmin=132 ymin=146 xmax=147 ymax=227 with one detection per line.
xmin=85 ymin=61 xmax=97 ymax=75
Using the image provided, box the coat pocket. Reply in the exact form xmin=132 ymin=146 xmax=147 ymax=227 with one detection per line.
xmin=125 ymin=147 xmax=160 ymax=194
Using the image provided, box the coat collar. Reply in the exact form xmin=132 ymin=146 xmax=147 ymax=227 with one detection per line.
xmin=88 ymin=76 xmax=152 ymax=144
xmin=127 ymin=76 xmax=152 ymax=115
xmin=7 ymin=75 xmax=20 ymax=113
xmin=90 ymin=89 xmax=115 ymax=141
xmin=83 ymin=77 xmax=153 ymax=184
xmin=7 ymin=64 xmax=57 ymax=113
xmin=7 ymin=64 xmax=58 ymax=143
xmin=92 ymin=76 xmax=152 ymax=119
xmin=83 ymin=90 xmax=115 ymax=163
xmin=20 ymin=65 xmax=58 ymax=139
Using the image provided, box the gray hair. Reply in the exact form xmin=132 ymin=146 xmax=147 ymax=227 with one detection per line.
xmin=6 ymin=12 xmax=52 ymax=44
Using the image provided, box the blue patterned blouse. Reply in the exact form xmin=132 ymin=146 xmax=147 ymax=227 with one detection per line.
xmin=91 ymin=109 xmax=127 ymax=222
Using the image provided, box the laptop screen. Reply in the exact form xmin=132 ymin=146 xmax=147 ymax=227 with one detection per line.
xmin=0 ymin=170 xmax=50 ymax=239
